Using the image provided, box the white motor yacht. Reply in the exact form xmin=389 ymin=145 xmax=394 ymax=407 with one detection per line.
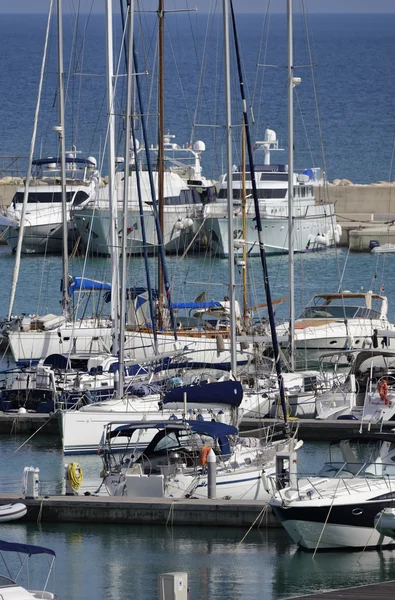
xmin=202 ymin=127 xmax=340 ymax=258
xmin=74 ymin=134 xmax=216 ymax=256
xmin=0 ymin=154 xmax=101 ymax=254
xmin=278 ymin=290 xmax=394 ymax=354
xmin=316 ymin=349 xmax=395 ymax=422
xmin=270 ymin=433 xmax=395 ymax=550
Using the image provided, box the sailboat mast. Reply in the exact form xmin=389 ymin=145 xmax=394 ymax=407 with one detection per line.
xmin=287 ymin=0 xmax=295 ymax=370
xmin=105 ymin=0 xmax=119 ymax=356
xmin=223 ymin=0 xmax=238 ymax=376
xmin=229 ymin=0 xmax=289 ymax=431
xmin=118 ymin=0 xmax=135 ymax=396
xmin=242 ymin=119 xmax=247 ymax=327
xmin=7 ymin=2 xmax=53 ymax=322
xmin=157 ymin=0 xmax=165 ymax=325
xmin=57 ymin=0 xmax=70 ymax=319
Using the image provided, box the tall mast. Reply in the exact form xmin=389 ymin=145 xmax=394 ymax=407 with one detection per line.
xmin=105 ymin=0 xmax=119 ymax=356
xmin=229 ymin=0 xmax=289 ymax=432
xmin=287 ymin=0 xmax=295 ymax=370
xmin=118 ymin=0 xmax=135 ymax=396
xmin=57 ymin=0 xmax=70 ymax=319
xmin=157 ymin=0 xmax=165 ymax=325
xmin=223 ymin=0 xmax=237 ymax=376
xmin=7 ymin=2 xmax=53 ymax=322
xmin=241 ymin=119 xmax=247 ymax=327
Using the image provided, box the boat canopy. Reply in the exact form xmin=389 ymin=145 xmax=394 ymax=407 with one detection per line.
xmin=32 ymin=157 xmax=96 ymax=167
xmin=107 ymin=419 xmax=238 ymax=440
xmin=0 ymin=539 xmax=56 ymax=557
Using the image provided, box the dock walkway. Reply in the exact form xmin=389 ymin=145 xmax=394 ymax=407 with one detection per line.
xmin=0 ymin=493 xmax=277 ymax=528
xmin=288 ymin=579 xmax=395 ymax=599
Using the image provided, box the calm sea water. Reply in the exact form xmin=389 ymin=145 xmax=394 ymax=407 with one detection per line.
xmin=2 ymin=8 xmax=395 ymax=600
xmin=0 ymin=12 xmax=395 ymax=183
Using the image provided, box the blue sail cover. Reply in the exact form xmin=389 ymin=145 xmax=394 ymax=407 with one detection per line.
xmin=0 ymin=540 xmax=56 ymax=557
xmin=171 ymin=301 xmax=222 ymax=310
xmin=163 ymin=380 xmax=243 ymax=407
xmin=68 ymin=277 xmax=111 ymax=295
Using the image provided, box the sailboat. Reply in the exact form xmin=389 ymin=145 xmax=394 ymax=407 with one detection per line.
xmin=4 ymin=1 xmax=249 ymax=372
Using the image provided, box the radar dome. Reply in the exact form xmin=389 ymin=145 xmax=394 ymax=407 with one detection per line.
xmin=193 ymin=140 xmax=205 ymax=152
xmin=87 ymin=156 xmax=97 ymax=168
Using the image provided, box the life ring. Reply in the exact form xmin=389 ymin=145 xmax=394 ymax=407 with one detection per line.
xmin=199 ymin=445 xmax=212 ymax=466
xmin=378 ymin=380 xmax=389 ymax=405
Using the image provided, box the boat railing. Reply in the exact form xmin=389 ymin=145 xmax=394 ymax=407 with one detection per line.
xmin=0 ymin=155 xmax=28 ymax=180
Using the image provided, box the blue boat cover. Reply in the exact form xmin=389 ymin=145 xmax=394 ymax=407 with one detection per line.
xmin=68 ymin=276 xmax=111 ymax=295
xmin=163 ymin=380 xmax=243 ymax=407
xmin=110 ymin=419 xmax=238 ymax=439
xmin=171 ymin=301 xmax=222 ymax=310
xmin=0 ymin=540 xmax=56 ymax=557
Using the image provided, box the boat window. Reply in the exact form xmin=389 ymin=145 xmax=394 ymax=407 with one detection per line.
xmin=153 ymin=432 xmax=180 ymax=453
xmin=354 ymin=308 xmax=381 ymax=319
xmin=13 ymin=191 xmax=73 ymax=203
xmin=163 ymin=190 xmax=193 ymax=206
xmin=73 ymin=191 xmax=90 ymax=206
xmin=260 ymin=173 xmax=288 ymax=181
xmin=224 ymin=173 xmax=251 ymax=181
xmin=299 ymin=306 xmax=360 ymax=319
xmin=218 ymin=188 xmax=286 ymax=200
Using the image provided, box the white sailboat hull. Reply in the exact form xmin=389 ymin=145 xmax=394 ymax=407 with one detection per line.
xmin=8 ymin=316 xmax=251 ymax=367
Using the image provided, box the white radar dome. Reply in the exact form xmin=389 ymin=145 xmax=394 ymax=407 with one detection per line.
xmin=193 ymin=140 xmax=205 ymax=152
xmin=87 ymin=156 xmax=97 ymax=168
xmin=264 ymin=128 xmax=276 ymax=143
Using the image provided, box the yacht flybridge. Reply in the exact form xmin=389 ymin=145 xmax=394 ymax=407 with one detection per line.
xmin=0 ymin=154 xmax=101 ymax=254
xmin=74 ymin=134 xmax=216 ymax=256
xmin=202 ymin=127 xmax=341 ymax=258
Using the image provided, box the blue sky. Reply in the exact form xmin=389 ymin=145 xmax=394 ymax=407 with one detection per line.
xmin=3 ymin=1 xmax=395 ymax=14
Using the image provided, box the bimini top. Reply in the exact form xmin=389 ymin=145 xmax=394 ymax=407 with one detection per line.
xmin=0 ymin=539 xmax=56 ymax=557
xmin=107 ymin=419 xmax=238 ymax=440
xmin=312 ymin=292 xmax=386 ymax=302
xmin=32 ymin=157 xmax=96 ymax=167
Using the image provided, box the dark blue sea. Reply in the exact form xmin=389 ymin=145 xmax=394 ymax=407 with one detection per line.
xmin=2 ymin=9 xmax=395 ymax=600
xmin=1 ymin=11 xmax=395 ymax=183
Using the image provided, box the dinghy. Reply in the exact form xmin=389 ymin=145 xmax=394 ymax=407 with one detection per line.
xmin=0 ymin=503 xmax=27 ymax=522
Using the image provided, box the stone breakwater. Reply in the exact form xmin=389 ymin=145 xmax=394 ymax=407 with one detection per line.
xmin=322 ymin=181 xmax=395 ymax=250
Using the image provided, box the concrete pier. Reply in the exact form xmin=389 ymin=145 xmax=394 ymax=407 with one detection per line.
xmin=324 ymin=182 xmax=395 ymax=250
xmin=0 ymin=493 xmax=277 ymax=528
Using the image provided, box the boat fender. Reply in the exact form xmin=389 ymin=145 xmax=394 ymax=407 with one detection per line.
xmin=216 ymin=334 xmax=225 ymax=353
xmin=378 ymin=380 xmax=389 ymax=405
xmin=261 ymin=470 xmax=271 ymax=494
xmin=200 ymin=445 xmax=212 ymax=466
